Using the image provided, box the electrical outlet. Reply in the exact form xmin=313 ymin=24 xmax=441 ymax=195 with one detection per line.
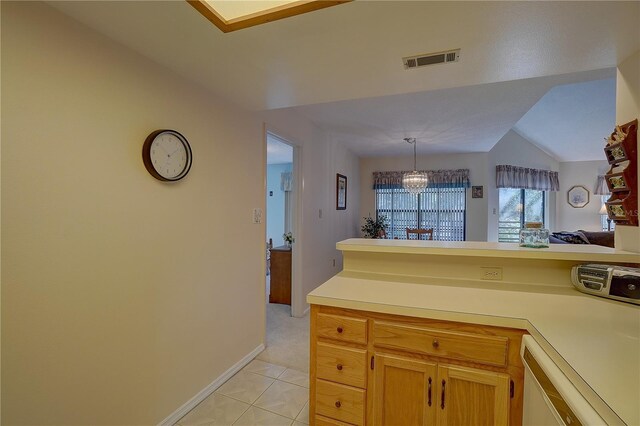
xmin=481 ymin=267 xmax=503 ymax=281
xmin=332 ymin=258 xmax=336 ymax=267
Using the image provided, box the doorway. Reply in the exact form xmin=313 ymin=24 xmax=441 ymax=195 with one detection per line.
xmin=265 ymin=132 xmax=295 ymax=316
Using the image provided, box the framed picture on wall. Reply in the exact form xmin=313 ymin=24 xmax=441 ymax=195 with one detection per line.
xmin=567 ymin=185 xmax=590 ymax=208
xmin=336 ymin=174 xmax=347 ymax=210
xmin=472 ymin=186 xmax=483 ymax=198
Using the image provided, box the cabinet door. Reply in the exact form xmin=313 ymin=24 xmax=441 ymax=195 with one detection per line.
xmin=373 ymin=353 xmax=437 ymax=426
xmin=437 ymin=364 xmax=509 ymax=426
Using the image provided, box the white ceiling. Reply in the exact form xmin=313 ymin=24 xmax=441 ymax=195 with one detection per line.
xmin=267 ymin=134 xmax=293 ymax=165
xmin=291 ymin=69 xmax=615 ymax=158
xmin=47 ymin=1 xmax=637 ymax=160
xmin=513 ymin=78 xmax=616 ymax=161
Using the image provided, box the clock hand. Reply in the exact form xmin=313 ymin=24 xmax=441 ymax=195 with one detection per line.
xmin=158 ymin=144 xmax=169 ymax=154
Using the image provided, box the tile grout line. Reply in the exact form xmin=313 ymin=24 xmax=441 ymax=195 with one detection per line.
xmin=188 ymin=362 xmax=309 ymax=425
xmin=250 ymin=379 xmax=309 ymax=421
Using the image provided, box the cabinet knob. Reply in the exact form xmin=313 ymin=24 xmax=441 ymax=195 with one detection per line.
xmin=335 ymin=401 xmax=341 ymax=408
xmin=336 ymin=364 xmax=343 ymax=371
xmin=337 ymin=327 xmax=343 ymax=334
xmin=432 ymin=339 xmax=439 ymax=349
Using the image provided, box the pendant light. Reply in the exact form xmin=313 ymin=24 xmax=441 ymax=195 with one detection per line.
xmin=402 ymin=138 xmax=428 ymax=194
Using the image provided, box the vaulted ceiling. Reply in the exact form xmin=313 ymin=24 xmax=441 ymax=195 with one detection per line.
xmin=48 ymin=1 xmax=639 ymax=159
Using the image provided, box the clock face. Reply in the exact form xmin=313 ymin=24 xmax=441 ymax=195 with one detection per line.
xmin=143 ymin=130 xmax=192 ymax=181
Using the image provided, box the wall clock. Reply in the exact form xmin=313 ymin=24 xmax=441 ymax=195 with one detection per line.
xmin=142 ymin=129 xmax=192 ymax=181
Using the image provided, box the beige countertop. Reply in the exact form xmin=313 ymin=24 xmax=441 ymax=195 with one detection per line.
xmin=307 ymin=274 xmax=640 ymax=426
xmin=337 ymin=238 xmax=640 ymax=263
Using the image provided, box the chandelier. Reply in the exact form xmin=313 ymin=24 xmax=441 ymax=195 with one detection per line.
xmin=402 ymin=138 xmax=428 ymax=194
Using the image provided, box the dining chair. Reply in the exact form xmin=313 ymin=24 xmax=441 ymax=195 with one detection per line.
xmin=406 ymin=228 xmax=434 ymax=240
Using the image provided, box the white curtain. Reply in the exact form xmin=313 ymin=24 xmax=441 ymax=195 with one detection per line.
xmin=281 ymin=172 xmax=293 ymax=234
xmin=594 ymin=175 xmax=610 ymax=195
xmin=495 ymin=165 xmax=559 ymax=191
xmin=280 ymin=172 xmax=293 ymax=192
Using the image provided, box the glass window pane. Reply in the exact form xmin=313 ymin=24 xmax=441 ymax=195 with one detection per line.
xmin=375 ymin=187 xmax=465 ymax=241
xmin=498 ymin=188 xmax=522 ymax=242
xmin=524 ymin=189 xmax=544 ymax=223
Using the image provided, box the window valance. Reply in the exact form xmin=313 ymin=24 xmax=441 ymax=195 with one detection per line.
xmin=373 ymin=169 xmax=471 ymax=189
xmin=495 ymin=165 xmax=559 ymax=191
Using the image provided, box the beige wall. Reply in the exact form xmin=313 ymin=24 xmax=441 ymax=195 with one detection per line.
xmin=1 ymin=2 xmax=359 ymax=424
xmin=263 ymin=110 xmax=361 ymax=316
xmin=359 ymin=153 xmax=490 ymax=241
xmin=556 ymin=161 xmax=610 ymax=232
xmin=359 ymin=131 xmax=566 ymax=243
xmin=487 ymin=130 xmax=560 ymax=241
xmin=615 ymin=50 xmax=640 ymax=253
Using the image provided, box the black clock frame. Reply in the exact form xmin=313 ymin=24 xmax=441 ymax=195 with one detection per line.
xmin=142 ymin=129 xmax=193 ymax=182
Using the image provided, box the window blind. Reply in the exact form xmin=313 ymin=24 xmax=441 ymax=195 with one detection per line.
xmin=376 ymin=187 xmax=466 ymax=241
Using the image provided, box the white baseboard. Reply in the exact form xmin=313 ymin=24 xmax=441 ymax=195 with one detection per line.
xmin=158 ymin=344 xmax=265 ymax=426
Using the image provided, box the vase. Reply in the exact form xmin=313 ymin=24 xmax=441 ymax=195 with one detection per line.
xmin=519 ymin=222 xmax=549 ymax=248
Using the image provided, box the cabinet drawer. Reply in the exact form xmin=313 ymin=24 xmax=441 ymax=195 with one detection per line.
xmin=316 ymin=379 xmax=365 ymax=425
xmin=317 ymin=313 xmax=367 ymax=345
xmin=373 ymin=321 xmax=508 ymax=367
xmin=315 ymin=415 xmax=354 ymax=426
xmin=317 ymin=342 xmax=367 ymax=388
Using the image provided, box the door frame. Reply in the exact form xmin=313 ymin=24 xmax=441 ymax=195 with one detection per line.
xmin=264 ymin=125 xmax=304 ymax=318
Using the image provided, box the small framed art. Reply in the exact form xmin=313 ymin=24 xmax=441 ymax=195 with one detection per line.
xmin=567 ymin=185 xmax=590 ymax=208
xmin=472 ymin=186 xmax=483 ymax=199
xmin=336 ymin=173 xmax=347 ymax=210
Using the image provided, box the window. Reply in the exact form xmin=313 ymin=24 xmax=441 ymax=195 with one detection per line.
xmin=600 ymin=195 xmax=615 ymax=231
xmin=375 ymin=187 xmax=466 ymax=240
xmin=498 ymin=188 xmax=545 ymax=242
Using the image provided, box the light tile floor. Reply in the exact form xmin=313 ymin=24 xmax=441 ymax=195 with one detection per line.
xmin=177 ymin=360 xmax=309 ymax=426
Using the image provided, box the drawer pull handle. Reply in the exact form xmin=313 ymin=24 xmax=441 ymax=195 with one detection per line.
xmin=336 ymin=364 xmax=343 ymax=371
xmin=335 ymin=401 xmax=341 ymax=408
xmin=432 ymin=339 xmax=439 ymax=349
xmin=427 ymin=377 xmax=432 ymax=406
xmin=337 ymin=327 xmax=343 ymax=334
xmin=441 ymin=379 xmax=446 ymax=409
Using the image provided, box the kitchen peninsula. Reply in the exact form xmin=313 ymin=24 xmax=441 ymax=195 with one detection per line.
xmin=307 ymin=239 xmax=640 ymax=426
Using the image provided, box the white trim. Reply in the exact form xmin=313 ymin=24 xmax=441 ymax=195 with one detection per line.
xmin=158 ymin=344 xmax=265 ymax=426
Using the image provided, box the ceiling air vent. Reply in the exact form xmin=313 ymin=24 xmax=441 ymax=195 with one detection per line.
xmin=403 ymin=49 xmax=460 ymax=70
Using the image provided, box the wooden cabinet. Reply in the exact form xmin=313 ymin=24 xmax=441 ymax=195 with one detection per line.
xmin=371 ymin=354 xmax=509 ymax=426
xmin=372 ymin=353 xmax=436 ymax=426
xmin=269 ymin=246 xmax=291 ymax=305
xmin=310 ymin=306 xmax=526 ymax=426
xmin=437 ymin=364 xmax=509 ymax=426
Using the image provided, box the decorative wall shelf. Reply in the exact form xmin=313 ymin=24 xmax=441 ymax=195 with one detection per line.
xmin=604 ymin=119 xmax=638 ymax=226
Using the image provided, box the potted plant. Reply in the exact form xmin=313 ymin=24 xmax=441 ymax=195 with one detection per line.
xmin=361 ymin=215 xmax=389 ymax=238
xmin=283 ymin=232 xmax=295 ymax=247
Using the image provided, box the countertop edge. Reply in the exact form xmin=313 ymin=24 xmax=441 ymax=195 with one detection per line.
xmin=336 ymin=239 xmax=640 ymax=263
xmin=306 ymin=291 xmax=629 ymax=425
